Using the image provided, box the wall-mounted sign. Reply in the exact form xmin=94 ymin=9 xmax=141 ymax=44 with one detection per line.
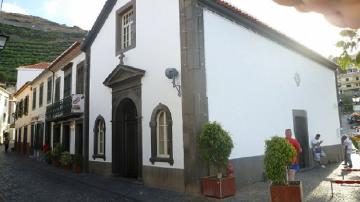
xmin=71 ymin=94 xmax=84 ymax=113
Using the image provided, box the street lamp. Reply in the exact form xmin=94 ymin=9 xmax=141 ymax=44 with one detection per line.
xmin=0 ymin=34 xmax=9 ymax=50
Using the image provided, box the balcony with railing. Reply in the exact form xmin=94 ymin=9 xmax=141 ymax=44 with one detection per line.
xmin=46 ymin=94 xmax=84 ymax=121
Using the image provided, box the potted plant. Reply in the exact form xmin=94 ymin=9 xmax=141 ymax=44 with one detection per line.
xmin=264 ymin=136 xmax=302 ymax=202
xmin=73 ymin=155 xmax=83 ymax=174
xmin=60 ymin=151 xmax=72 ymax=169
xmin=51 ymin=144 xmax=63 ymax=167
xmin=44 ymin=150 xmax=52 ymax=164
xmin=199 ymin=122 xmax=235 ymax=199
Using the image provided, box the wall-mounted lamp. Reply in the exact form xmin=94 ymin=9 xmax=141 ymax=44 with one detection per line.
xmin=165 ymin=68 xmax=181 ymax=97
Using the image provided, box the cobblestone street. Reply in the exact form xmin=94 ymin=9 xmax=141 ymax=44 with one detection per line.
xmin=1 ymin=147 xmax=360 ymax=202
xmin=0 ymin=149 xmax=200 ymax=202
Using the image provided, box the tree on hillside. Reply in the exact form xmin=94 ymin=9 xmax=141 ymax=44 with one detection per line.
xmin=335 ymin=29 xmax=360 ymax=72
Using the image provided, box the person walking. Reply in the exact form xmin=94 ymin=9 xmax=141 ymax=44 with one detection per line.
xmin=285 ymin=129 xmax=302 ymax=181
xmin=342 ymin=135 xmax=353 ymax=168
xmin=311 ymin=134 xmax=326 ymax=168
xmin=3 ymin=132 xmax=9 ymax=153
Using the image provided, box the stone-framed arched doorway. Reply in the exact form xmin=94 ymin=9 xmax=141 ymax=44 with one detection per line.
xmin=103 ymin=64 xmax=145 ymax=180
xmin=113 ymin=98 xmax=140 ymax=178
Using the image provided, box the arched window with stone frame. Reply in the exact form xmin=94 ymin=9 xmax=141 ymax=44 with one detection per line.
xmin=149 ymin=103 xmax=174 ymax=165
xmin=93 ymin=115 xmax=106 ymax=160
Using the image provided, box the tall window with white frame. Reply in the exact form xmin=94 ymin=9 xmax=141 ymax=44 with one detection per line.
xmin=116 ymin=1 xmax=136 ymax=54
xmin=98 ymin=120 xmax=105 ymax=155
xmin=93 ymin=115 xmax=106 ymax=160
xmin=121 ymin=9 xmax=133 ymax=49
xmin=149 ymin=103 xmax=174 ymax=165
xmin=157 ymin=111 xmax=169 ymax=158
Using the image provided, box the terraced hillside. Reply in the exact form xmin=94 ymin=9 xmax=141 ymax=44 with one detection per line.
xmin=0 ymin=12 xmax=86 ymax=82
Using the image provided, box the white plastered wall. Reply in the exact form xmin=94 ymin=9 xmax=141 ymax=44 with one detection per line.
xmin=203 ymin=10 xmax=340 ymax=159
xmin=89 ymin=0 xmax=184 ymax=169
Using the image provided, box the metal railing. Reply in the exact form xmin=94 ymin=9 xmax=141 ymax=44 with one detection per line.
xmin=46 ymin=95 xmax=76 ymax=120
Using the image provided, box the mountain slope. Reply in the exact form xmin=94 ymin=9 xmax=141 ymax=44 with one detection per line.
xmin=0 ymin=12 xmax=87 ymax=83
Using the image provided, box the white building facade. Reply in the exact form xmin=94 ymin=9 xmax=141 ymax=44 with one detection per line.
xmin=0 ymin=87 xmax=12 ymax=144
xmin=82 ymin=0 xmax=341 ymax=193
xmin=16 ymin=63 xmax=49 ymax=91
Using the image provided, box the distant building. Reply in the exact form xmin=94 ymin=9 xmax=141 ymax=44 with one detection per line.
xmin=0 ymin=87 xmax=13 ymax=144
xmin=16 ymin=62 xmax=50 ymax=91
xmin=338 ymin=67 xmax=360 ymax=96
xmin=13 ymin=42 xmax=85 ymax=160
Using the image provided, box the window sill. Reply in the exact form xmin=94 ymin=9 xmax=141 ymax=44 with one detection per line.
xmin=116 ymin=45 xmax=136 ymax=57
xmin=92 ymin=154 xmax=106 ymax=161
xmin=149 ymin=156 xmax=174 ymax=166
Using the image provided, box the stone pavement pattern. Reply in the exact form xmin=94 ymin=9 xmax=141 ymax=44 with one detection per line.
xmin=1 ymin=147 xmax=360 ymax=202
xmin=0 ymin=151 xmax=202 ymax=202
xmin=226 ymin=154 xmax=360 ymax=202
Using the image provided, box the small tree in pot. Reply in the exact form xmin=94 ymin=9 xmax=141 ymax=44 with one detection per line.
xmin=264 ymin=136 xmax=303 ymax=202
xmin=199 ymin=122 xmax=235 ymax=198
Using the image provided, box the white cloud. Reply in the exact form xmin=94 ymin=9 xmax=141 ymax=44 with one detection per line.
xmin=2 ymin=2 xmax=28 ymax=15
xmin=42 ymin=0 xmax=106 ymax=30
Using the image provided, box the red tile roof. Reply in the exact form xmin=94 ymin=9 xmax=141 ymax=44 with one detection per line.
xmin=19 ymin=62 xmax=50 ymax=69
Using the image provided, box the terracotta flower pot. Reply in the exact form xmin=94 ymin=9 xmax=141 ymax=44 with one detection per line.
xmin=53 ymin=160 xmax=60 ymax=167
xmin=74 ymin=165 xmax=82 ymax=174
xmin=270 ymin=181 xmax=303 ymax=202
xmin=201 ymin=176 xmax=236 ymax=199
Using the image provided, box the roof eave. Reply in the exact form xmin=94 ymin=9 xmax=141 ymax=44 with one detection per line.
xmin=81 ymin=0 xmax=118 ymax=51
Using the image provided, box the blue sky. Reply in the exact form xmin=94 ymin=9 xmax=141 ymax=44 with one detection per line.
xmin=2 ymin=0 xmax=106 ymax=30
xmin=2 ymin=0 xmax=343 ymax=57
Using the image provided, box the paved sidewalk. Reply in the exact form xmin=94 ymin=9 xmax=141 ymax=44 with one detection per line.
xmin=227 ymin=154 xmax=360 ymax=202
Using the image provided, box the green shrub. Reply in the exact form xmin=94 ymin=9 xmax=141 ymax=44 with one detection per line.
xmin=264 ymin=136 xmax=296 ymax=185
xmin=59 ymin=151 xmax=72 ymax=167
xmin=51 ymin=144 xmax=63 ymax=161
xmin=199 ymin=122 xmax=234 ymax=176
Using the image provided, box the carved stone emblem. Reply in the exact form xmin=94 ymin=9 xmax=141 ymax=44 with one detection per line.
xmin=294 ymin=73 xmax=301 ymax=87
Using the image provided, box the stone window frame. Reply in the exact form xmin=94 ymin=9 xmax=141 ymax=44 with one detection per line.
xmin=149 ymin=103 xmax=174 ymax=165
xmin=93 ymin=115 xmax=106 ymax=161
xmin=115 ymin=0 xmax=136 ymax=56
